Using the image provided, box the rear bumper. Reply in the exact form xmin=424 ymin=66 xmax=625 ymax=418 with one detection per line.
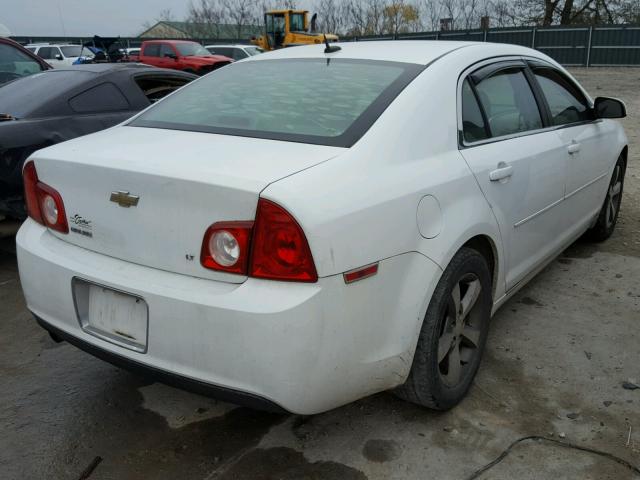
xmin=35 ymin=314 xmax=286 ymax=413
xmin=17 ymin=219 xmax=441 ymax=414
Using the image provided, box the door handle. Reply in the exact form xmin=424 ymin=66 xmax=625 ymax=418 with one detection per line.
xmin=567 ymin=143 xmax=581 ymax=154
xmin=489 ymin=163 xmax=513 ymax=182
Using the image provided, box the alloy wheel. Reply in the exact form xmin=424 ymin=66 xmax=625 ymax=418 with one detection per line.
xmin=437 ymin=273 xmax=483 ymax=387
xmin=605 ymin=165 xmax=623 ymax=230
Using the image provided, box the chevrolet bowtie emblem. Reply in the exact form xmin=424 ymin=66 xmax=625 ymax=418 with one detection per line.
xmin=110 ymin=191 xmax=139 ymax=208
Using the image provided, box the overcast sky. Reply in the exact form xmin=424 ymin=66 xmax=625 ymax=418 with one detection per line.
xmin=2 ymin=0 xmax=310 ymax=37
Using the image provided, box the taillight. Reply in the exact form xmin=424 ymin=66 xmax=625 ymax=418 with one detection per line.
xmin=200 ymin=221 xmax=253 ymax=274
xmin=23 ymin=161 xmax=43 ymax=225
xmin=249 ymin=199 xmax=317 ymax=282
xmin=200 ymin=199 xmax=318 ymax=282
xmin=22 ymin=161 xmax=68 ymax=233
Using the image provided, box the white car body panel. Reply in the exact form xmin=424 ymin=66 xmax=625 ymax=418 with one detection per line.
xmin=16 ymin=41 xmax=628 ymax=413
xmin=33 ymin=127 xmax=342 ymax=283
xmin=28 ymin=44 xmax=89 ymax=67
xmin=18 ymin=220 xmax=441 ymax=413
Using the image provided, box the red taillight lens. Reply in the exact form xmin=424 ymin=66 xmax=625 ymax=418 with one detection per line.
xmin=201 ymin=221 xmax=253 ymax=274
xmin=249 ymin=199 xmax=318 ymax=282
xmin=22 ymin=161 xmax=68 ymax=233
xmin=200 ymin=200 xmax=317 ymax=282
xmin=23 ymin=161 xmax=43 ymax=225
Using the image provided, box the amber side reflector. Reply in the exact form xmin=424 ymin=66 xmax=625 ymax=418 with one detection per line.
xmin=343 ymin=263 xmax=379 ymax=284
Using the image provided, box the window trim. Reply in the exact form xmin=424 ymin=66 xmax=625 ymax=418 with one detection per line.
xmin=465 ymin=61 xmax=545 ymax=143
xmin=526 ymin=61 xmax=595 ymax=128
xmin=68 ymin=81 xmax=131 ymax=114
xmin=458 ymin=55 xmax=598 ymax=150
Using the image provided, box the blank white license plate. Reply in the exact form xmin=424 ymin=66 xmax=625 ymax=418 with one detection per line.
xmin=75 ymin=280 xmax=148 ymax=352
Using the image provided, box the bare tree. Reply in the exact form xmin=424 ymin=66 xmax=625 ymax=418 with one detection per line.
xmin=313 ymin=0 xmax=348 ymax=34
xmin=141 ymin=8 xmax=176 ymax=32
xmin=185 ymin=0 xmax=227 ymax=38
xmin=418 ymin=0 xmax=444 ymax=30
xmin=344 ymin=0 xmax=369 ymax=35
xmin=221 ymin=0 xmax=260 ymax=38
xmin=365 ymin=0 xmax=387 ymax=34
xmin=381 ymin=0 xmax=420 ymax=34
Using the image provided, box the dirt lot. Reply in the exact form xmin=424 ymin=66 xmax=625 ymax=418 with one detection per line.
xmin=0 ymin=68 xmax=639 ymax=480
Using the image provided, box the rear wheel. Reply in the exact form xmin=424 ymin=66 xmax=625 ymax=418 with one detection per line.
xmin=395 ymin=247 xmax=492 ymax=410
xmin=587 ymin=155 xmax=625 ymax=242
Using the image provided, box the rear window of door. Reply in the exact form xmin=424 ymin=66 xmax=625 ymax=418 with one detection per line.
xmin=461 ymin=79 xmax=489 ymax=143
xmin=144 ymin=44 xmax=161 ymax=57
xmin=160 ymin=44 xmax=175 ymax=58
xmin=37 ymin=46 xmax=55 ymax=59
xmin=473 ymin=68 xmax=542 ymax=138
xmin=532 ymin=67 xmax=591 ymax=126
xmin=69 ymin=82 xmax=130 ymax=113
xmin=231 ymin=49 xmax=248 ymax=60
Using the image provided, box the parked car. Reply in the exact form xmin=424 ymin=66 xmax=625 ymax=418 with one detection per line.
xmin=0 ymin=64 xmax=195 ymax=219
xmin=138 ymin=40 xmax=232 ymax=75
xmin=16 ymin=41 xmax=627 ymax=415
xmin=0 ymin=37 xmax=50 ymax=85
xmin=26 ymin=44 xmax=93 ymax=67
xmin=124 ymin=48 xmax=140 ymax=62
xmin=205 ymin=44 xmax=264 ymax=60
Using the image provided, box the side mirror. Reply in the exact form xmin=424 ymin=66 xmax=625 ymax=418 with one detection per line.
xmin=594 ymin=97 xmax=626 ymax=119
xmin=55 ymin=54 xmax=63 ymax=60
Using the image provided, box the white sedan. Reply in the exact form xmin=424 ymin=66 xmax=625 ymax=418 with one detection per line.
xmin=16 ymin=41 xmax=627 ymax=414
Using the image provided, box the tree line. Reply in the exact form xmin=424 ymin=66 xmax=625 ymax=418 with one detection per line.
xmin=147 ymin=0 xmax=640 ymax=38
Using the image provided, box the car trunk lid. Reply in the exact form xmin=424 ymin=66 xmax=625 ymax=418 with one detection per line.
xmin=32 ymin=126 xmax=343 ymax=283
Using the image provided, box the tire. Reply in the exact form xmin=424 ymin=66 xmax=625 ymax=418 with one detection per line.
xmin=586 ymin=155 xmax=626 ymax=242
xmin=395 ymin=247 xmax=492 ymax=410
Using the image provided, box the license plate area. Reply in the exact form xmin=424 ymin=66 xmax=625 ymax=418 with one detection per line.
xmin=73 ymin=278 xmax=148 ymax=353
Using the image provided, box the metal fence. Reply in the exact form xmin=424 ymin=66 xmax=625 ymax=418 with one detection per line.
xmin=11 ymin=24 xmax=640 ymax=66
xmin=343 ymin=24 xmax=640 ymax=66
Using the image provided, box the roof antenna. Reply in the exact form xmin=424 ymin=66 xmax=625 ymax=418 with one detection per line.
xmin=323 ymin=34 xmax=341 ymax=53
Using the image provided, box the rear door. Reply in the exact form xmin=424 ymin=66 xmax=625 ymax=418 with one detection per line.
xmin=140 ymin=43 xmax=161 ymax=67
xmin=529 ymin=64 xmax=612 ymax=229
xmin=37 ymin=46 xmax=64 ymax=68
xmin=158 ymin=44 xmax=178 ymax=69
xmin=459 ymin=61 xmax=568 ymax=291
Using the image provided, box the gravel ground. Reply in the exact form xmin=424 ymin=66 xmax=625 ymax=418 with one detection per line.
xmin=0 ymin=67 xmax=638 ymax=480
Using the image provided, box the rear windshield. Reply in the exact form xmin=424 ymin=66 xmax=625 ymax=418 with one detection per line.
xmin=130 ymin=58 xmax=423 ymax=147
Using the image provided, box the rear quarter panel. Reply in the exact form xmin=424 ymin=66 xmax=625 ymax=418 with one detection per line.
xmin=263 ymin=46 xmax=507 ymax=296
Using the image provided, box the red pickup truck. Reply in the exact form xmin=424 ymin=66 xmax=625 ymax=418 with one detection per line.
xmin=138 ymin=40 xmax=232 ymax=75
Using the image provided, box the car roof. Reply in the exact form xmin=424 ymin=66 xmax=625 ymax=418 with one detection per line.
xmin=250 ymin=40 xmax=536 ymax=65
xmin=27 ymin=43 xmax=80 ymax=47
xmin=0 ymin=63 xmax=195 ymax=119
xmin=144 ymin=40 xmax=198 ymax=44
xmin=50 ymin=63 xmax=153 ymax=73
xmin=42 ymin=63 xmax=196 ymax=79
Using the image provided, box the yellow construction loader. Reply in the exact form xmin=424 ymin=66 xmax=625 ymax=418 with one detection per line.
xmin=251 ymin=10 xmax=339 ymax=51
